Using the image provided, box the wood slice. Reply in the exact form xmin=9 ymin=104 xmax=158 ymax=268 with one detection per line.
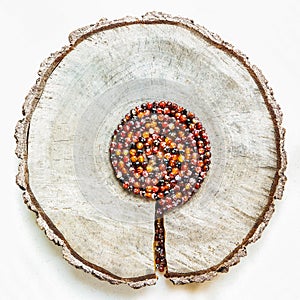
xmin=15 ymin=12 xmax=287 ymax=288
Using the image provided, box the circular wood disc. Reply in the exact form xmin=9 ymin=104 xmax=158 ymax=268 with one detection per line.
xmin=15 ymin=12 xmax=286 ymax=288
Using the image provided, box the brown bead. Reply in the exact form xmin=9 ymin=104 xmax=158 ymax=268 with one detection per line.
xmin=158 ymin=265 xmax=165 ymax=272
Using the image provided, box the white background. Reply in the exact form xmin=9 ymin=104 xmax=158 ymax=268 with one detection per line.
xmin=1 ymin=0 xmax=300 ymax=299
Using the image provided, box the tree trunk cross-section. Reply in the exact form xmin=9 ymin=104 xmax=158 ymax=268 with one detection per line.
xmin=15 ymin=12 xmax=287 ymax=288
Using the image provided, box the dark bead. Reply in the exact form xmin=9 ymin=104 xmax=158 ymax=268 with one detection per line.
xmin=175 ymin=162 xmax=181 ymax=168
xmin=171 ymin=148 xmax=178 ymax=154
xmin=204 ymin=158 xmax=210 ymax=165
xmin=203 ymin=165 xmax=209 ymax=171
xmin=164 ymin=146 xmax=170 ymax=153
xmin=197 ymin=177 xmax=204 ymax=183
xmin=153 ymin=140 xmax=160 ymax=147
xmin=153 ymin=194 xmax=159 ymax=200
xmin=171 ymin=103 xmax=178 ymax=110
xmin=166 ymin=166 xmax=172 ymax=173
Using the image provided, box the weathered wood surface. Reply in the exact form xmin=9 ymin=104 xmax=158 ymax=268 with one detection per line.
xmin=15 ymin=12 xmax=286 ymax=288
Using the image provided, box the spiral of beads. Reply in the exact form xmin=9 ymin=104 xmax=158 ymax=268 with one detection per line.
xmin=109 ymin=101 xmax=211 ymax=214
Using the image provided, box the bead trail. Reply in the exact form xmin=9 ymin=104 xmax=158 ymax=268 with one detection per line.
xmin=109 ymin=101 xmax=211 ymax=273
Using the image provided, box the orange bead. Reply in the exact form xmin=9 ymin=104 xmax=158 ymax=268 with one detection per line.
xmin=129 ymin=149 xmax=136 ymax=156
xmin=131 ymin=156 xmax=137 ymax=163
xmin=178 ymin=154 xmax=185 ymax=162
xmin=157 ymin=151 xmax=164 ymax=159
xmin=164 ymin=153 xmax=171 ymax=160
xmin=172 ymin=168 xmax=179 ymax=175
xmin=138 ymin=155 xmax=144 ymax=163
xmin=142 ymin=131 xmax=150 ymax=139
xmin=171 ymin=154 xmax=178 ymax=161
xmin=169 ymin=160 xmax=176 ymax=167
xmin=176 ymin=192 xmax=182 ymax=199
xmin=165 ymin=137 xmax=171 ymax=144
xmin=136 ymin=142 xmax=144 ymax=150
xmin=146 ymin=165 xmax=153 ymax=173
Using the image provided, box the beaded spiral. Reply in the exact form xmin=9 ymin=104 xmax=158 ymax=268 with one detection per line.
xmin=109 ymin=101 xmax=211 ymax=216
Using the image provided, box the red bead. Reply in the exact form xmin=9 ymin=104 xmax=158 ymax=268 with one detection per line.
xmin=196 ymin=122 xmax=202 ymax=130
xmin=159 ymin=101 xmax=166 ymax=108
xmin=179 ymin=115 xmax=187 ymax=122
xmin=158 ymin=265 xmax=165 ymax=272
xmin=133 ymin=188 xmax=140 ymax=195
xmin=146 ymin=102 xmax=153 ymax=110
